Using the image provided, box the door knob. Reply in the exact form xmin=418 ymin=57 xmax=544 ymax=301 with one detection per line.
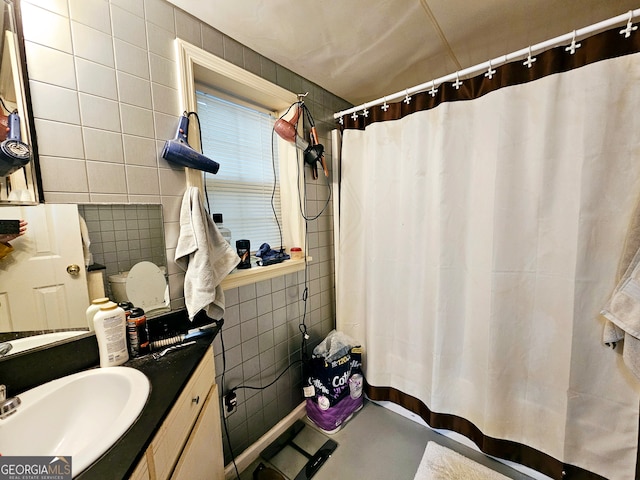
xmin=66 ymin=264 xmax=81 ymax=276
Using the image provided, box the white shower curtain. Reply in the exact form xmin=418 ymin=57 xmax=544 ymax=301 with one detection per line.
xmin=337 ymin=48 xmax=640 ymax=478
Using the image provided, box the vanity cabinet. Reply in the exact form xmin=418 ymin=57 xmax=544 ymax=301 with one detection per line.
xmin=130 ymin=346 xmax=224 ymax=480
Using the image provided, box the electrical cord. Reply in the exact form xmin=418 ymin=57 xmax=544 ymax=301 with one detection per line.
xmin=228 ymin=359 xmax=305 ymax=395
xmin=219 ymin=325 xmax=241 ymax=480
xmin=185 ymin=110 xmax=214 ymax=215
xmin=0 ymin=97 xmax=13 ymax=114
xmin=222 ymin=100 xmax=333 ymax=475
xmin=291 ymin=103 xmax=332 ymax=222
xmin=271 ymin=104 xmax=298 ymax=253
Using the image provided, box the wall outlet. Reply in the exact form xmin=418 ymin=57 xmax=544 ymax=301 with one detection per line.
xmin=224 ymin=391 xmax=237 ymax=417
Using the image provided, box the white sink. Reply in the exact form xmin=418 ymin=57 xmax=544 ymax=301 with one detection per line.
xmin=0 ymin=367 xmax=150 ymax=477
xmin=5 ymin=331 xmax=87 ymax=355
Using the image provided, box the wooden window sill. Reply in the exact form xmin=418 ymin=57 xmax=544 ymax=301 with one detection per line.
xmin=220 ymin=258 xmax=309 ymax=290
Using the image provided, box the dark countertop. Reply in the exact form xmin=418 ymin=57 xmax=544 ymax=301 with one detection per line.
xmin=76 ymin=329 xmax=219 ymax=480
xmin=0 ymin=309 xmax=221 ymax=480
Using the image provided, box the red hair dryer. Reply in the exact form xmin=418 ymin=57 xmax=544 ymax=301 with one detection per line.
xmin=274 ymin=104 xmax=328 ymax=179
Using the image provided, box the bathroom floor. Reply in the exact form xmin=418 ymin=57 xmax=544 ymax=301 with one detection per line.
xmin=236 ymin=400 xmax=536 ymax=480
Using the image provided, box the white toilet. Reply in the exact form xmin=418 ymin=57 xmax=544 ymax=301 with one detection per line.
xmin=108 ymin=261 xmax=170 ymax=314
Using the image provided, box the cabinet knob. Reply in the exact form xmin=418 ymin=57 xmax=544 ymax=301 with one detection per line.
xmin=192 ymin=395 xmax=200 ymax=405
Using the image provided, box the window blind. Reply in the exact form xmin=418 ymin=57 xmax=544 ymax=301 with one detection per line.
xmin=196 ymin=90 xmax=283 ymax=251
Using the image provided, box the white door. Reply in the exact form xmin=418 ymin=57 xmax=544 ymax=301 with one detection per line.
xmin=0 ymin=204 xmax=90 ymax=332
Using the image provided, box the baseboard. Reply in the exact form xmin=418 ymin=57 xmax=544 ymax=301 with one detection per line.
xmin=224 ymin=401 xmax=307 ymax=479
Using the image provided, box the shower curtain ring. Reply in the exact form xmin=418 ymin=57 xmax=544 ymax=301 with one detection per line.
xmin=485 ymin=60 xmax=496 ymax=79
xmin=403 ymin=90 xmax=412 ymax=104
xmin=381 ymin=97 xmax=390 ymax=111
xmin=620 ymin=10 xmax=638 ymax=38
xmin=429 ymin=80 xmax=438 ymax=97
xmin=565 ymin=30 xmax=581 ymax=54
xmin=351 ymin=111 xmax=359 ymax=121
xmin=523 ymin=46 xmax=536 ymax=68
xmin=453 ymin=72 xmax=462 ymax=89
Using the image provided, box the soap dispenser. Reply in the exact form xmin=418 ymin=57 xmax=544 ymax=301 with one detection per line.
xmin=93 ymin=301 xmax=129 ymax=367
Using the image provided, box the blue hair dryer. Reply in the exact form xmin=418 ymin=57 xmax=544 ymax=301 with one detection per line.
xmin=162 ymin=114 xmax=219 ymax=174
xmin=0 ymin=112 xmax=30 ymax=177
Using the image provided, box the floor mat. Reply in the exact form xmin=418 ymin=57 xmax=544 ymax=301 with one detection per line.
xmin=254 ymin=420 xmax=337 ymax=480
xmin=414 ymin=441 xmax=511 ymax=480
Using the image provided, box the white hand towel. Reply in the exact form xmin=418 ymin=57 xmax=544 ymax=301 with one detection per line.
xmin=175 ymin=187 xmax=240 ymax=321
xmin=601 ymin=246 xmax=640 ymax=380
xmin=78 ymin=214 xmax=93 ymax=267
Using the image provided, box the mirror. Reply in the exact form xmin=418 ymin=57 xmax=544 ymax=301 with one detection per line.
xmin=78 ymin=204 xmax=167 ymax=301
xmin=0 ymin=0 xmax=41 ymax=204
xmin=0 ymin=204 xmax=168 ymax=356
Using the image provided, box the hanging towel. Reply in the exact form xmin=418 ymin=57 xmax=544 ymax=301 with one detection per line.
xmin=601 ymin=194 xmax=640 ymax=377
xmin=78 ymin=214 xmax=93 ymax=267
xmin=175 ymin=186 xmax=240 ymax=321
xmin=601 ymin=246 xmax=640 ymax=380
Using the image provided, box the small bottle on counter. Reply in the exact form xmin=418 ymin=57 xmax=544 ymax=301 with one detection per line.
xmin=236 ymin=239 xmax=251 ymax=269
xmin=118 ymin=301 xmax=134 ymax=318
xmin=290 ymin=247 xmax=304 ymax=260
xmin=127 ymin=307 xmax=149 ymax=357
xmin=93 ymin=301 xmax=129 ymax=367
xmin=212 ymin=213 xmax=232 ymax=245
xmin=86 ymin=297 xmax=110 ymax=331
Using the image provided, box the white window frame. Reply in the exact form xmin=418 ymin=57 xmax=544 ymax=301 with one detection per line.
xmin=176 ymin=39 xmax=305 ymax=290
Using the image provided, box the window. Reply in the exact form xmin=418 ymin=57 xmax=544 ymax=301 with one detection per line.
xmin=176 ymin=39 xmax=305 ymax=288
xmin=196 ymin=90 xmax=282 ymax=250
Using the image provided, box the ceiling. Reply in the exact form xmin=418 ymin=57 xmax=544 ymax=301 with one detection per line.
xmin=167 ymin=1 xmax=639 ymax=107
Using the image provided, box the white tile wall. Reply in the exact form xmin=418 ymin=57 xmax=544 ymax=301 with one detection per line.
xmin=110 ymin=6 xmax=147 ymax=48
xmin=33 ymin=118 xmax=84 ymax=157
xmin=71 ymin=22 xmax=115 ymax=67
xmin=78 ymin=93 xmax=120 ymax=130
xmin=111 ymin=0 xmax=144 ymax=18
xmin=68 ymin=0 xmax=110 ymax=33
xmin=24 ymin=0 xmax=68 ymax=16
xmin=29 ymin=82 xmax=80 ymax=124
xmin=21 ymin=3 xmax=72 ymax=52
xmin=83 ymin=128 xmax=124 ymax=162
xmin=75 ymin=59 xmax=118 ymax=99
xmin=117 ymin=72 xmax=152 ymax=108
xmin=120 ymin=104 xmax=154 ymax=137
xmin=144 ymin=0 xmax=174 ymax=32
xmin=113 ymin=40 xmax=150 ymax=79
xmin=25 ymin=42 xmax=76 ymax=88
xmin=123 ymin=135 xmax=156 ymax=166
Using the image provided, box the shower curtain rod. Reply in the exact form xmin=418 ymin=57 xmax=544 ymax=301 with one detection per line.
xmin=334 ymin=8 xmax=640 ymax=120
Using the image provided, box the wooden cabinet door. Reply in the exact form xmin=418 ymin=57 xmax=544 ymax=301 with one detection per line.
xmin=171 ymin=384 xmax=224 ymax=480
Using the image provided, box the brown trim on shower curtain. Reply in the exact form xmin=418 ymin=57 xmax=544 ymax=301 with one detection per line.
xmin=366 ymin=384 xmax=607 ymax=480
xmin=339 ymin=23 xmax=640 ymax=131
